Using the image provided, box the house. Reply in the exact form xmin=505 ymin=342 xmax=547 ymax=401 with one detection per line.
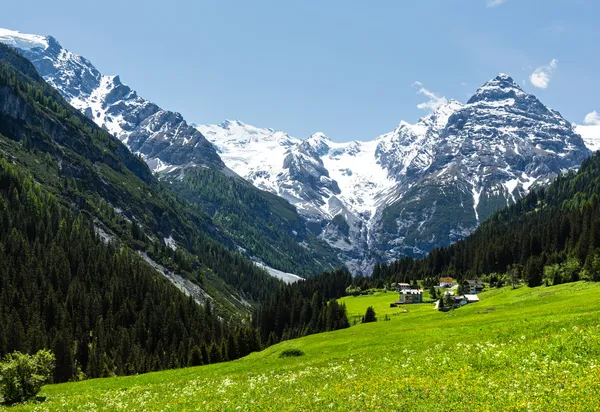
xmin=462 ymin=279 xmax=484 ymax=294
xmin=398 ymin=289 xmax=423 ymax=304
xmin=439 ymin=277 xmax=455 ymax=288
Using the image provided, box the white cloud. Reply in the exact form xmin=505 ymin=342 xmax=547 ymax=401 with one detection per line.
xmin=486 ymin=0 xmax=506 ymax=8
xmin=529 ymin=59 xmax=558 ymax=89
xmin=414 ymin=85 xmax=447 ymax=111
xmin=584 ymin=111 xmax=600 ymax=125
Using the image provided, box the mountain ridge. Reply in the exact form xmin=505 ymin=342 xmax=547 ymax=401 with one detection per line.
xmin=200 ymin=75 xmax=591 ymax=274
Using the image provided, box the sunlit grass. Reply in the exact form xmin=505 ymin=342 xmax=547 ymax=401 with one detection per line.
xmin=4 ymin=282 xmax=600 ymax=411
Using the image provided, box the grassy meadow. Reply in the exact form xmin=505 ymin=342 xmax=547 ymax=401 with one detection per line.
xmin=3 ymin=282 xmax=600 ymax=411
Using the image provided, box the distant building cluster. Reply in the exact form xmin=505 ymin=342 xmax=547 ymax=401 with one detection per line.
xmin=436 ymin=279 xmax=484 ymax=311
xmin=389 ymin=278 xmax=484 ymax=309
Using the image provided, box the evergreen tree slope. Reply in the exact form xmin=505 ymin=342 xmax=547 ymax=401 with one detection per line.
xmin=0 ymin=155 xmax=261 ymax=382
xmin=0 ymin=30 xmax=343 ymax=277
xmin=0 ymin=43 xmax=280 ymax=313
xmin=168 ymin=167 xmax=343 ymax=276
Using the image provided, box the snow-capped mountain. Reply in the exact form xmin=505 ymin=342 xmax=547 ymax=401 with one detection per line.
xmin=198 ymin=121 xmax=396 ymax=273
xmin=372 ymin=74 xmax=590 ymax=260
xmin=200 ymin=75 xmax=591 ymax=274
xmin=1 ymin=29 xmax=592 ymax=275
xmin=0 ymin=28 xmax=223 ymax=171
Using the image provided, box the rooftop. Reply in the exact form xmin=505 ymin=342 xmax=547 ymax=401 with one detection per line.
xmin=400 ymin=289 xmax=423 ymax=295
xmin=463 ymin=279 xmax=484 ymax=285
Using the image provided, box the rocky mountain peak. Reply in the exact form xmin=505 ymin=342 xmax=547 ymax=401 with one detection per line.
xmin=0 ymin=28 xmax=224 ymax=170
xmin=418 ymin=99 xmax=464 ymax=131
xmin=467 ymin=73 xmax=528 ymax=105
xmin=303 ymin=132 xmax=332 ymax=156
xmin=45 ymin=35 xmax=62 ymax=52
xmin=307 ymin=132 xmax=330 ymax=141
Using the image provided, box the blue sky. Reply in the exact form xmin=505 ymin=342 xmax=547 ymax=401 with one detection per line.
xmin=2 ymin=0 xmax=599 ymax=141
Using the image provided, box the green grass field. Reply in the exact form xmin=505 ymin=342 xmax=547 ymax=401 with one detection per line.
xmin=3 ymin=283 xmax=600 ymax=411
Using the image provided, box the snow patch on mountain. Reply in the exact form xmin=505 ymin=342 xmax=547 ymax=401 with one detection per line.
xmin=0 ymin=29 xmax=48 ymax=51
xmin=323 ymin=138 xmax=395 ymax=217
xmin=197 ymin=120 xmax=300 ymax=193
xmin=576 ymin=124 xmax=600 ymax=152
xmin=252 ymin=260 xmax=303 ymax=284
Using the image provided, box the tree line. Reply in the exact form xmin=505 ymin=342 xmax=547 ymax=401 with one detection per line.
xmin=253 ymin=270 xmax=352 ymax=345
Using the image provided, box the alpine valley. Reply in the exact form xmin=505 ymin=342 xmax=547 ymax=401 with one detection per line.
xmin=1 ymin=28 xmax=596 ymax=276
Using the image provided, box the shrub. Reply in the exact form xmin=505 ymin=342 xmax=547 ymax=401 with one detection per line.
xmin=279 ymin=349 xmax=305 ymax=358
xmin=0 ymin=350 xmax=55 ymax=404
xmin=345 ymin=286 xmax=362 ymax=296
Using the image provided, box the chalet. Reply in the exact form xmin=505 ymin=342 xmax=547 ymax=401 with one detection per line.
xmin=462 ymin=279 xmax=484 ymax=294
xmin=399 ymin=289 xmax=423 ymax=304
xmin=439 ymin=277 xmax=455 ymax=287
xmin=397 ymin=283 xmax=411 ymax=291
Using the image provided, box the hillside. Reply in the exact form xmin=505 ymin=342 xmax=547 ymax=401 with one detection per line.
xmin=0 ymin=28 xmax=343 ymax=277
xmin=0 ymin=156 xmax=260 ymax=383
xmin=0 ymin=42 xmax=297 ymax=381
xmin=0 ymin=42 xmax=281 ymax=313
xmin=4 ymin=282 xmax=600 ymax=410
xmin=166 ymin=167 xmax=342 ymax=276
